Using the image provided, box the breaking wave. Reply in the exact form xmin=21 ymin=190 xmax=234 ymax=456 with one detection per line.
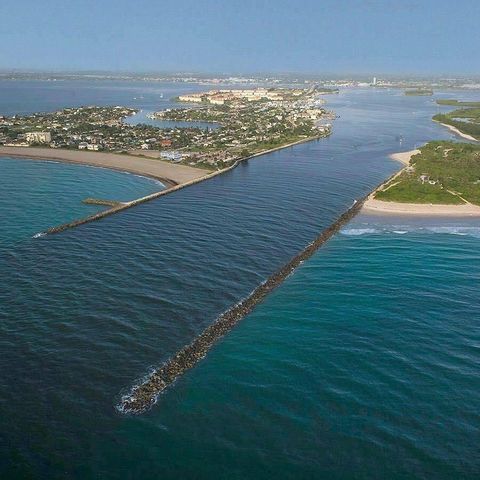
xmin=341 ymin=225 xmax=480 ymax=238
xmin=341 ymin=228 xmax=379 ymax=236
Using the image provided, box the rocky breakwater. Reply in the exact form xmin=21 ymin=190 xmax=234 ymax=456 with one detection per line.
xmin=118 ymin=195 xmax=367 ymax=414
xmin=82 ymin=198 xmax=124 ymax=207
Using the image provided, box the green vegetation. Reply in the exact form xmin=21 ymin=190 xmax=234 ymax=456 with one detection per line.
xmin=375 ymin=141 xmax=480 ymax=205
xmin=405 ymin=89 xmax=433 ymax=96
xmin=0 ymin=87 xmax=332 ymax=170
xmin=0 ymin=106 xmax=227 ymax=156
xmin=436 ymin=99 xmax=480 ymax=107
xmin=153 ymin=90 xmax=331 ymax=167
xmin=433 ymin=107 xmax=480 ymax=140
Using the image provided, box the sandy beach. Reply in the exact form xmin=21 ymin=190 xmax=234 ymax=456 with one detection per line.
xmin=362 ymin=198 xmax=480 ymax=217
xmin=389 ymin=149 xmax=420 ymax=165
xmin=362 ymin=148 xmax=480 ymax=217
xmin=434 ymin=121 xmax=478 ymax=142
xmin=0 ymin=146 xmax=209 ymax=187
xmin=0 ymin=135 xmax=326 ymax=235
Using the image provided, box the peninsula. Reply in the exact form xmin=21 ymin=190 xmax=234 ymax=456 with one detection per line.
xmin=0 ymin=86 xmax=332 ymax=173
xmin=405 ymin=88 xmax=433 ymax=96
xmin=0 ymin=86 xmax=334 ymax=233
xmin=150 ymin=86 xmax=333 ymax=166
xmin=363 ymin=141 xmax=480 ymax=216
xmin=433 ymin=102 xmax=480 ymax=141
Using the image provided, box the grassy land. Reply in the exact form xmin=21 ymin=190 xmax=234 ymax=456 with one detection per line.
xmin=436 ymin=99 xmax=480 ymax=107
xmin=433 ymin=107 xmax=480 ymax=140
xmin=405 ymin=89 xmax=433 ymax=96
xmin=375 ymin=141 xmax=480 ymax=205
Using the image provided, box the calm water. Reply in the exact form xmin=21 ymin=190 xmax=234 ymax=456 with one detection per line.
xmin=0 ymin=79 xmax=208 ymax=115
xmin=1 ymin=82 xmax=479 ymax=479
xmin=0 ymin=157 xmax=163 ymax=247
xmin=124 ymin=108 xmax=219 ymax=130
xmin=0 ymin=78 xmax=220 ymax=129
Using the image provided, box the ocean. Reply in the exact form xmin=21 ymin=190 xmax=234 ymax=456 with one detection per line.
xmin=0 ymin=81 xmax=479 ymax=479
xmin=0 ymin=157 xmax=164 ymax=247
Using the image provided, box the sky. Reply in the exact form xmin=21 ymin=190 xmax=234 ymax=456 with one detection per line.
xmin=0 ymin=0 xmax=479 ymax=75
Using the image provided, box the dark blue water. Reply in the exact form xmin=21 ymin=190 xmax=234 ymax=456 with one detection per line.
xmin=1 ymin=83 xmax=479 ymax=478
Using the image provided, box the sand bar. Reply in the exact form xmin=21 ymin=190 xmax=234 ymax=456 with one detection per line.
xmin=0 ymin=146 xmax=209 ymax=187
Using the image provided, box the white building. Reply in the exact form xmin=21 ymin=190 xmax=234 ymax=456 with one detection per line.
xmin=86 ymin=144 xmax=100 ymax=151
xmin=178 ymin=94 xmax=204 ymax=103
xmin=160 ymin=151 xmax=183 ymax=162
xmin=25 ymin=132 xmax=51 ymax=144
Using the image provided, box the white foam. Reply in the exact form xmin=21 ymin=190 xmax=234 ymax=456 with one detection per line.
xmin=341 ymin=228 xmax=378 ymax=236
xmin=425 ymin=226 xmax=480 ymax=237
xmin=341 ymin=224 xmax=480 ymax=239
xmin=32 ymin=232 xmax=46 ymax=239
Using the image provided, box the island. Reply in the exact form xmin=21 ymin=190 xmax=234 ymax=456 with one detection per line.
xmin=404 ymin=88 xmax=434 ymax=96
xmin=363 ymin=141 xmax=480 ymax=216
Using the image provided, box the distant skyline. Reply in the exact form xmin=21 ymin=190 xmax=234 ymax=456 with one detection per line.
xmin=1 ymin=0 xmax=479 ymax=75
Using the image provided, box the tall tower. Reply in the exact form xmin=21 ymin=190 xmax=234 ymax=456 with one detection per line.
xmin=373 ymin=76 xmax=377 ymax=86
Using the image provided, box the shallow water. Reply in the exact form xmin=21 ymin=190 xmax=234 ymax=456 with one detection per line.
xmin=1 ymin=83 xmax=480 ymax=478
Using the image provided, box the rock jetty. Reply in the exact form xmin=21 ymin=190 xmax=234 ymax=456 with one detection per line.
xmin=118 ymin=195 xmax=366 ymax=414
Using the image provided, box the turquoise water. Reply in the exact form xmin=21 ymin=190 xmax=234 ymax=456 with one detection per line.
xmin=0 ymin=157 xmax=163 ymax=247
xmin=1 ymin=83 xmax=480 ymax=478
xmin=132 ymin=218 xmax=478 ymax=479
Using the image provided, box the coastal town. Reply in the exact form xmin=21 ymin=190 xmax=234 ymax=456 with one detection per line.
xmin=0 ymin=86 xmax=333 ymax=169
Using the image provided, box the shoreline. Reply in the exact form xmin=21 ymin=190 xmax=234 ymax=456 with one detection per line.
xmin=0 ymin=135 xmax=320 ymax=191
xmin=433 ymin=120 xmax=478 ymax=142
xmin=362 ymin=148 xmax=480 ymax=217
xmin=389 ymin=149 xmax=420 ymax=165
xmin=0 ymin=146 xmax=209 ymax=188
xmin=362 ymin=199 xmax=480 ymax=217
xmin=5 ymin=135 xmax=323 ymax=235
